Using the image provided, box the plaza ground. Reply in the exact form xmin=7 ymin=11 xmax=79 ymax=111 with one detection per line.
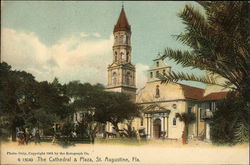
xmin=1 ymin=139 xmax=249 ymax=165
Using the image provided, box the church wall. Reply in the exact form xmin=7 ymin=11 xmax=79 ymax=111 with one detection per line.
xmin=107 ymin=67 xmax=120 ymax=87
xmin=106 ymin=87 xmax=122 ymax=93
xmin=132 ymin=101 xmax=188 ymax=139
xmin=198 ymin=117 xmax=206 ymax=137
xmin=132 ymin=100 xmax=207 ymax=139
xmin=131 ymin=117 xmax=143 ymax=130
xmin=165 ymin=101 xmax=186 ymax=139
xmin=135 ymin=81 xmax=193 ymax=139
xmin=136 ymin=82 xmax=186 ymax=103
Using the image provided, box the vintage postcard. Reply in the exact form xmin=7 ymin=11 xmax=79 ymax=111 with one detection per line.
xmin=1 ymin=1 xmax=249 ymax=165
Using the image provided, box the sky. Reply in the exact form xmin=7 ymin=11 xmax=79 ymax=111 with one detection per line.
xmin=1 ymin=1 xmax=205 ymax=90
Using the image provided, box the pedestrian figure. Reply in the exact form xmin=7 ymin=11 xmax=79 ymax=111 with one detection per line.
xmin=34 ymin=130 xmax=40 ymax=144
xmin=17 ymin=130 xmax=25 ymax=145
xmin=136 ymin=130 xmax=141 ymax=143
xmin=71 ymin=131 xmax=77 ymax=138
xmin=25 ymin=128 xmax=31 ymax=145
xmin=52 ymin=134 xmax=57 ymax=144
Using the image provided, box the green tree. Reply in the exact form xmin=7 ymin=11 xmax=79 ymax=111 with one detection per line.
xmin=0 ymin=62 xmax=71 ymax=141
xmin=60 ymin=121 xmax=75 ymax=142
xmin=65 ymin=81 xmax=105 ymax=143
xmin=160 ymin=2 xmax=249 ymax=99
xmin=94 ymin=92 xmax=140 ymax=137
xmin=37 ymin=80 xmax=71 ymax=120
xmin=122 ymin=119 xmax=137 ymax=138
xmin=210 ymin=93 xmax=249 ymax=144
xmin=66 ymin=81 xmax=140 ymax=141
xmin=159 ymin=1 xmax=249 ymax=144
xmin=176 ymin=112 xmax=196 ymax=144
xmin=0 ymin=62 xmax=38 ymax=141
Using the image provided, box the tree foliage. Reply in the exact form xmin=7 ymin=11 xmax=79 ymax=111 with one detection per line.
xmin=210 ymin=93 xmax=249 ymax=144
xmin=94 ymin=91 xmax=140 ymax=135
xmin=159 ymin=1 xmax=249 ymax=145
xmin=65 ymin=81 xmax=140 ymax=141
xmin=1 ymin=62 xmax=141 ymax=143
xmin=0 ymin=62 xmax=71 ymax=141
xmin=160 ymin=1 xmax=249 ymax=99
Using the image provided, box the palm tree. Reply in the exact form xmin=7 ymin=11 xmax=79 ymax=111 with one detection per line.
xmin=159 ymin=2 xmax=249 ymax=100
xmin=159 ymin=1 xmax=249 ymax=144
xmin=176 ymin=112 xmax=196 ymax=144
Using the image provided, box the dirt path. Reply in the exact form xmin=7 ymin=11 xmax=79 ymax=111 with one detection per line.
xmin=1 ymin=141 xmax=249 ymax=165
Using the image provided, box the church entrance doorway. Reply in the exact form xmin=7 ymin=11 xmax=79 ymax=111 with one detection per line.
xmin=153 ymin=118 xmax=161 ymax=139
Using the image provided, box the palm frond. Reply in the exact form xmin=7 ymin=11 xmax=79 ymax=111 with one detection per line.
xmin=158 ymin=71 xmax=235 ymax=90
xmin=160 ymin=2 xmax=249 ymax=95
xmin=196 ymin=1 xmax=212 ymax=10
xmin=179 ymin=5 xmax=208 ymax=33
xmin=234 ymin=120 xmax=249 ymax=143
xmin=160 ymin=48 xmax=199 ymax=68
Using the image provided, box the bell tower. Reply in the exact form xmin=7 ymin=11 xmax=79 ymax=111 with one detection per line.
xmin=107 ymin=6 xmax=136 ymax=98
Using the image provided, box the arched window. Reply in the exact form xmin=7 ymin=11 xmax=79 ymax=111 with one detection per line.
xmin=150 ymin=72 xmax=153 ymax=78
xmin=120 ymin=35 xmax=124 ymax=43
xmin=140 ymin=117 xmax=143 ymax=126
xmin=155 ymin=85 xmax=160 ymax=98
xmin=125 ymin=72 xmax=130 ymax=85
xmin=112 ymin=72 xmax=117 ymax=85
xmin=156 ymin=71 xmax=159 ymax=77
xmin=156 ymin=61 xmax=159 ymax=67
xmin=124 ymin=35 xmax=127 ymax=44
xmin=173 ymin=118 xmax=176 ymax=126
xmin=114 ymin=52 xmax=117 ymax=62
xmin=126 ymin=52 xmax=129 ymax=62
xmin=172 ymin=104 xmax=177 ymax=109
xmin=163 ymin=69 xmax=166 ymax=75
xmin=120 ymin=52 xmax=125 ymax=61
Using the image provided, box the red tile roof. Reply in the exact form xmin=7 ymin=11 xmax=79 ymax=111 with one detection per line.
xmin=179 ymin=84 xmax=205 ymax=100
xmin=114 ymin=8 xmax=131 ymax=33
xmin=202 ymin=92 xmax=228 ymax=101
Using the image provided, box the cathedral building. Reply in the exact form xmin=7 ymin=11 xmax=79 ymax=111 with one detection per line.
xmin=135 ymin=57 xmax=205 ymax=139
xmin=133 ymin=57 xmax=229 ymax=140
xmin=106 ymin=7 xmax=229 ymax=140
xmin=106 ymin=7 xmax=136 ymax=100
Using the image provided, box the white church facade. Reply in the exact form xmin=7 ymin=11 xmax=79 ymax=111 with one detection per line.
xmin=130 ymin=55 xmax=206 ymax=139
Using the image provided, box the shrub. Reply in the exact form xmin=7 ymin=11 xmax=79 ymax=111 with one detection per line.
xmin=210 ymin=93 xmax=249 ymax=144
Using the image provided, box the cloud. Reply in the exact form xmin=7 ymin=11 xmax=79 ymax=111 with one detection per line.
xmin=2 ymin=28 xmax=113 ymax=85
xmin=92 ymin=32 xmax=101 ymax=38
xmin=80 ymin=32 xmax=101 ymax=38
xmin=1 ymin=28 xmax=53 ymax=72
xmin=2 ymin=28 xmax=149 ymax=91
xmin=80 ymin=32 xmax=88 ymax=38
